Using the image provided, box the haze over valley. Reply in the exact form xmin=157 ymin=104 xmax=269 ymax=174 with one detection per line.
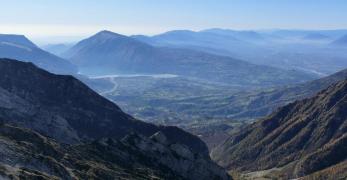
xmin=0 ymin=0 xmax=347 ymax=179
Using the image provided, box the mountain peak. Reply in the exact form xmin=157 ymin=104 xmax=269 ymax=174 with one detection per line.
xmin=0 ymin=35 xmax=77 ymax=74
xmin=0 ymin=34 xmax=37 ymax=48
xmin=153 ymin=30 xmax=197 ymax=38
xmin=164 ymin=30 xmax=196 ymax=34
xmin=94 ymin=30 xmax=128 ymax=39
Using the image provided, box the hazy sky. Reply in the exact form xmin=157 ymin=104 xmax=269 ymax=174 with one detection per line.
xmin=1 ymin=0 xmax=347 ymax=44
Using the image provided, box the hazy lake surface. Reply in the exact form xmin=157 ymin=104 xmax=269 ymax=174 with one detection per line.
xmin=89 ymin=74 xmax=179 ymax=79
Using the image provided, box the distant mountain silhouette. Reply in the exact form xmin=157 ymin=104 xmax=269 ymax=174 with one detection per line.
xmin=212 ymin=79 xmax=347 ymax=179
xmin=149 ymin=29 xmax=242 ymax=45
xmin=202 ymin=28 xmax=265 ymax=42
xmin=132 ymin=29 xmax=266 ymax=60
xmin=302 ymin=33 xmax=330 ymax=40
xmin=0 ymin=34 xmax=76 ymax=74
xmin=332 ymin=34 xmax=347 ymax=46
xmin=63 ymin=30 xmax=316 ymax=87
xmin=132 ymin=29 xmax=347 ymax=76
xmin=42 ymin=43 xmax=74 ymax=56
xmin=0 ymin=34 xmax=37 ymax=47
xmin=265 ymin=29 xmax=347 ymax=39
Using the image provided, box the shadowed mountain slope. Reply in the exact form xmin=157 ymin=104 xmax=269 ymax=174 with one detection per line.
xmin=0 ymin=58 xmax=232 ymax=179
xmin=0 ymin=58 xmax=207 ymax=155
xmin=211 ymin=79 xmax=347 ymax=179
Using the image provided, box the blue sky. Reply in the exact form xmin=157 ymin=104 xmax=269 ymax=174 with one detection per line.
xmin=1 ymin=0 xmax=347 ymax=43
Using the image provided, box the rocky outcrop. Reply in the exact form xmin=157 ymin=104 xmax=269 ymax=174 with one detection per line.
xmin=0 ymin=124 xmax=231 ymax=180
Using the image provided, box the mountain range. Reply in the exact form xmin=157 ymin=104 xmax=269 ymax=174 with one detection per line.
xmin=133 ymin=29 xmax=347 ymax=76
xmin=42 ymin=43 xmax=74 ymax=56
xmin=302 ymin=33 xmax=331 ymax=40
xmin=63 ymin=30 xmax=316 ymax=87
xmin=132 ymin=29 xmax=257 ymax=54
xmin=1 ymin=28 xmax=347 ymax=179
xmin=211 ymin=78 xmax=347 ymax=179
xmin=0 ymin=34 xmax=76 ymax=74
